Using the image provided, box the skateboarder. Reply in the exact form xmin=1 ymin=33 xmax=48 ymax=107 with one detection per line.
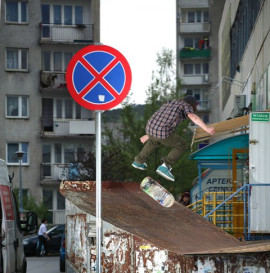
xmin=132 ymin=96 xmax=215 ymax=181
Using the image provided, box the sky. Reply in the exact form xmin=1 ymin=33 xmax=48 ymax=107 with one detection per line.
xmin=100 ymin=0 xmax=176 ymax=106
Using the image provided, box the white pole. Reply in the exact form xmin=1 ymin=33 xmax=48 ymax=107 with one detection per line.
xmin=95 ymin=110 xmax=102 ymax=272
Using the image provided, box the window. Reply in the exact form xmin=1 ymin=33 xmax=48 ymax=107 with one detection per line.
xmin=7 ymin=142 xmax=28 ymax=164
xmin=57 ymin=191 xmax=65 ymax=210
xmin=186 ymin=9 xmax=209 ymax=23
xmin=6 ymin=95 xmax=29 ymax=118
xmin=64 ymin=5 xmax=72 ymax=25
xmin=42 ymin=51 xmax=73 ymax=71
xmin=187 ymin=11 xmax=195 ymax=23
xmin=53 ymin=5 xmax=61 ymax=25
xmin=6 ymin=48 xmax=28 ymax=71
xmin=55 ymin=98 xmax=81 ymax=119
xmin=43 ymin=190 xmax=53 ymax=210
xmin=6 ymin=1 xmax=27 ymax=23
xmin=52 ymin=143 xmax=85 ymax=164
xmin=75 ymin=6 xmax=83 ymax=24
xmin=184 ymin=64 xmax=193 ymax=74
xmin=183 ymin=63 xmax=209 ymax=75
xmin=203 ymin=11 xmax=209 ymax=23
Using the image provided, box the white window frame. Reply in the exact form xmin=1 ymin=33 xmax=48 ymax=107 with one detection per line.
xmin=6 ymin=48 xmax=28 ymax=71
xmin=54 ymin=98 xmax=81 ymax=119
xmin=44 ymin=4 xmax=83 ymax=25
xmin=183 ymin=63 xmax=209 ymax=75
xmin=5 ymin=0 xmax=28 ymax=24
xmin=42 ymin=51 xmax=73 ymax=72
xmin=6 ymin=95 xmax=29 ymax=118
xmin=186 ymin=9 xmax=209 ymax=23
xmin=6 ymin=142 xmax=29 ymax=165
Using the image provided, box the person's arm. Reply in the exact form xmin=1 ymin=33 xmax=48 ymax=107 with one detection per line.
xmin=140 ymin=135 xmax=149 ymax=144
xmin=187 ymin=113 xmax=215 ymax=135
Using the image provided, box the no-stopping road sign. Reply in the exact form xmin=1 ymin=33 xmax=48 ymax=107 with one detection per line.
xmin=66 ymin=45 xmax=132 ymax=110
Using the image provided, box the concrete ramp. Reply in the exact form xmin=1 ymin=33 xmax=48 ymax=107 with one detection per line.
xmin=60 ymin=180 xmax=244 ymax=255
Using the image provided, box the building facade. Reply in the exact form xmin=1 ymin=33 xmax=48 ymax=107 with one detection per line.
xmin=176 ymin=0 xmax=225 ymax=124
xmin=218 ymin=0 xmax=268 ymax=120
xmin=0 ymin=0 xmax=100 ymax=224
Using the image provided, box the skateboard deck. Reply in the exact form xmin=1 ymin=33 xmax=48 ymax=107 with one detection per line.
xmin=140 ymin=176 xmax=175 ymax=207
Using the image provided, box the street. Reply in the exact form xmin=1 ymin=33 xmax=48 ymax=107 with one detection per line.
xmin=27 ymin=256 xmax=60 ymax=273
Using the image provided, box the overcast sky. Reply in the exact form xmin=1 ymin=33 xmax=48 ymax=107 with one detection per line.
xmin=100 ymin=0 xmax=176 ymax=106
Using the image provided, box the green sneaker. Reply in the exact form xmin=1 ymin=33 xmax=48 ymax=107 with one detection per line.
xmin=132 ymin=161 xmax=147 ymax=170
xmin=156 ymin=165 xmax=175 ymax=181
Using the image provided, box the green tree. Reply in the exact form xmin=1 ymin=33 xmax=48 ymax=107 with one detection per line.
xmin=14 ymin=190 xmax=50 ymax=220
xmin=101 ymin=48 xmax=198 ymax=196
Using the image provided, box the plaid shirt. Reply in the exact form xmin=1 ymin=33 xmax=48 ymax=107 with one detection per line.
xmin=146 ymin=100 xmax=194 ymax=139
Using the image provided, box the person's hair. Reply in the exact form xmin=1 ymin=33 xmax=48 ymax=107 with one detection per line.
xmin=179 ymin=192 xmax=190 ymax=203
xmin=183 ymin=95 xmax=198 ymax=112
xmin=41 ymin=218 xmax=47 ymax=223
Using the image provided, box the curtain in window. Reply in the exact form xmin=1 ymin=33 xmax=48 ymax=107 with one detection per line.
xmin=64 ymin=52 xmax=72 ymax=71
xmin=6 ymin=49 xmax=18 ymax=69
xmin=75 ymin=6 xmax=83 ymax=24
xmin=53 ymin=5 xmax=61 ymax=24
xmin=6 ymin=1 xmax=18 ymax=22
xmin=64 ymin=5 xmax=72 ymax=25
xmin=53 ymin=52 xmax=62 ymax=71
xmin=7 ymin=143 xmax=19 ymax=163
xmin=21 ymin=2 xmax=27 ymax=22
xmin=7 ymin=96 xmax=18 ymax=116
xmin=65 ymin=100 xmax=73 ymax=118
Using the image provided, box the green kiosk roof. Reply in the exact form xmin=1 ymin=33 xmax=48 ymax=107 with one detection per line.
xmin=190 ymin=134 xmax=249 ymax=161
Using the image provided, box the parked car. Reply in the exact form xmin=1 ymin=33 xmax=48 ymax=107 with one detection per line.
xmin=23 ymin=224 xmax=65 ymax=256
xmin=59 ymin=233 xmax=66 ymax=272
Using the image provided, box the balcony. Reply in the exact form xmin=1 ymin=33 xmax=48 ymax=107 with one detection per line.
xmin=180 ymin=48 xmax=211 ymax=59
xmin=40 ymin=24 xmax=94 ymax=43
xmin=197 ymin=100 xmax=210 ymax=111
xmin=181 ymin=74 xmax=209 ymax=85
xmin=41 ymin=119 xmax=95 ymax=136
xmin=41 ymin=163 xmax=78 ymax=181
xmin=40 ymin=71 xmax=67 ymax=91
xmin=179 ymin=22 xmax=210 ymax=33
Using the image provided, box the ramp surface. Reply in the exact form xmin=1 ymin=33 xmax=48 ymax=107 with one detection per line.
xmin=59 ymin=180 xmax=248 ymax=255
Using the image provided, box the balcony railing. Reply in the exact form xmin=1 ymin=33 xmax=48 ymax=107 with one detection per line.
xmin=40 ymin=71 xmax=66 ymax=90
xmin=40 ymin=23 xmax=94 ymax=43
xmin=41 ymin=163 xmax=82 ymax=181
xmin=179 ymin=22 xmax=210 ymax=33
xmin=181 ymin=74 xmax=209 ymax=85
xmin=41 ymin=118 xmax=95 ymax=136
xmin=180 ymin=48 xmax=211 ymax=59
xmin=197 ymin=100 xmax=209 ymax=111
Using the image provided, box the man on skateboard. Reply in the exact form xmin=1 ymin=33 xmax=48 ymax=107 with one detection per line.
xmin=132 ymin=96 xmax=215 ymax=181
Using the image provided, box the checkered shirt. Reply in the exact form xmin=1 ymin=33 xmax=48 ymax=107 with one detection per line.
xmin=146 ymin=100 xmax=194 ymax=139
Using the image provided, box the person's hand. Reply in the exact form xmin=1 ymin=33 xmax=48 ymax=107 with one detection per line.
xmin=206 ymin=126 xmax=215 ymax=135
xmin=140 ymin=135 xmax=149 ymax=144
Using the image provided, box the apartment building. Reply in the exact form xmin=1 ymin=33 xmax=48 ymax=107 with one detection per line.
xmin=218 ymin=0 xmax=268 ymax=119
xmin=0 ymin=0 xmax=100 ymax=224
xmin=176 ymin=0 xmax=225 ymax=124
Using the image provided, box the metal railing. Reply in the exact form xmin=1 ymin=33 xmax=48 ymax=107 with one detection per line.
xmin=189 ymin=184 xmax=270 ymax=240
xmin=40 ymin=23 xmax=94 ymax=42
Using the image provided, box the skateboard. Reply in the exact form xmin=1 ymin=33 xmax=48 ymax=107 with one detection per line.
xmin=140 ymin=176 xmax=175 ymax=207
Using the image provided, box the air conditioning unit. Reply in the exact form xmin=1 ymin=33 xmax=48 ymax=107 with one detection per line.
xmin=203 ymin=74 xmax=209 ymax=82
xmin=234 ymin=95 xmax=246 ymax=117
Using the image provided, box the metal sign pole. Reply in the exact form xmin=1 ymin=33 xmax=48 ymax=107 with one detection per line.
xmin=95 ymin=110 xmax=102 ymax=272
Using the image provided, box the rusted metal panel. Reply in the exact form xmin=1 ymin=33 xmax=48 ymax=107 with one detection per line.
xmin=66 ymin=213 xmax=88 ymax=273
xmin=60 ymin=180 xmax=244 ymax=255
